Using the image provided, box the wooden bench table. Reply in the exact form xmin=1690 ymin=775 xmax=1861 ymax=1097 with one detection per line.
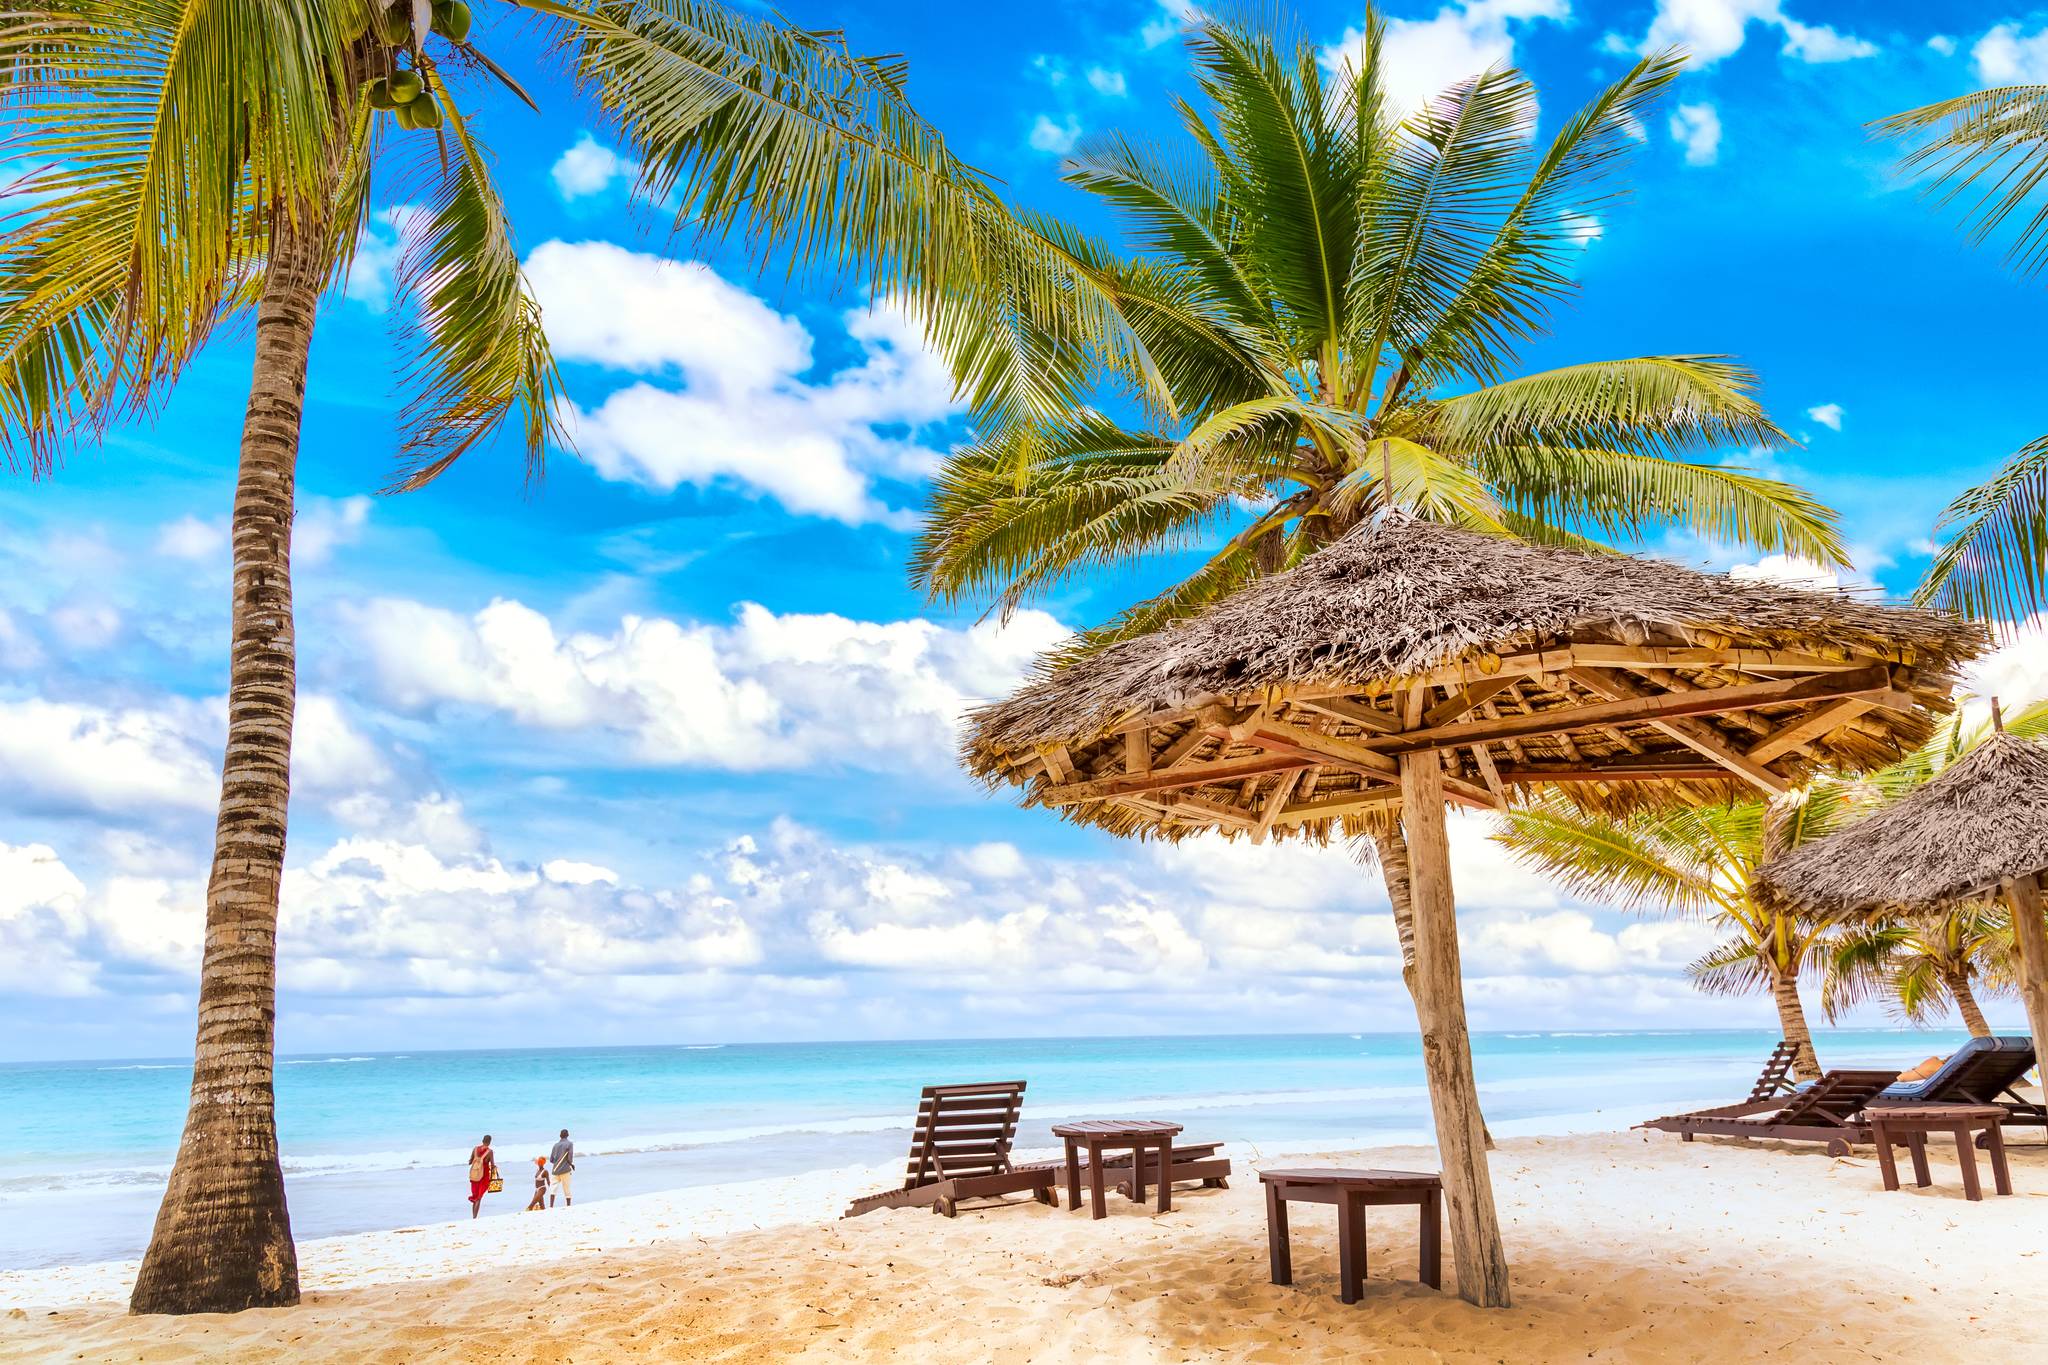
xmin=1050 ymin=1119 xmax=1182 ymax=1219
xmin=1259 ymin=1168 xmax=1442 ymax=1304
xmin=1866 ymin=1103 xmax=2013 ymax=1201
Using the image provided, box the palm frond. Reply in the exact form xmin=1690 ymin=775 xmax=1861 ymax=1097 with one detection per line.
xmin=1914 ymin=433 xmax=2048 ymax=624
xmin=384 ymin=69 xmax=568 ymax=491
xmin=1876 ymin=84 xmax=2048 ymax=276
xmin=1687 ymin=936 xmax=1773 ymax=997
xmin=1492 ymin=793 xmax=1734 ymax=916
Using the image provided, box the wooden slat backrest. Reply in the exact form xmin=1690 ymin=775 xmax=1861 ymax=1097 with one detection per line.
xmin=1776 ymin=1070 xmax=1901 ymax=1124
xmin=900 ymin=1081 xmax=1027 ymax=1188
xmin=1933 ymin=1043 xmax=2037 ymax=1104
xmin=1746 ymin=1040 xmax=1802 ymax=1101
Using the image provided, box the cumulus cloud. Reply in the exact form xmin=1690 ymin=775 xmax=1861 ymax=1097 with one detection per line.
xmin=529 ymin=241 xmax=957 ymax=525
xmin=1028 ymin=112 xmax=1082 ymax=154
xmin=342 ymin=595 xmax=1070 ymax=772
xmin=1973 ymin=21 xmax=2048 ymax=83
xmin=1087 ymin=66 xmax=1128 ymax=96
xmin=1806 ymin=402 xmax=1843 ymax=431
xmin=1728 ymin=554 xmax=1841 ymax=590
xmin=1670 ymin=101 xmax=1722 ymax=166
xmin=294 ymin=495 xmax=371 ymax=566
xmin=1322 ymin=0 xmax=1569 ymax=113
xmin=155 ymin=515 xmax=227 ymax=562
xmin=550 ymin=133 xmax=636 ymax=202
xmin=1140 ymin=1 xmax=1199 ymax=48
xmin=343 ymin=205 xmax=427 ymax=313
xmin=1636 ymin=1 xmax=1876 ymax=66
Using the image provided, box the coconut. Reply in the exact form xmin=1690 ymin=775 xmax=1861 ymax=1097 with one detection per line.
xmin=387 ymin=69 xmax=423 ymax=104
xmin=380 ymin=5 xmax=411 ymax=46
xmin=410 ymin=92 xmax=443 ymax=130
xmin=431 ymin=1 xmax=473 ymax=43
xmin=367 ymin=77 xmax=395 ymax=110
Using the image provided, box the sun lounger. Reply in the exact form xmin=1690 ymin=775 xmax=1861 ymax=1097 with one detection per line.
xmin=1877 ymin=1036 xmax=2044 ymax=1138
xmin=842 ymin=1081 xmax=1058 ymax=1218
xmin=1637 ymin=1069 xmax=1903 ymax=1156
xmin=1744 ymin=1038 xmax=1806 ymax=1102
xmin=1088 ymin=1140 xmax=1233 ymax=1195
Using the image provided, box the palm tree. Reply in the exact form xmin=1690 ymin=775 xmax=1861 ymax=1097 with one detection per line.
xmin=1495 ymin=796 xmax=1845 ymax=1078
xmin=1824 ymin=904 xmax=2011 ymax=1036
xmin=906 ymin=11 xmax=1847 ymax=1001
xmin=0 ymin=0 xmax=996 ymax=1316
xmin=1877 ymin=86 xmax=2048 ymax=622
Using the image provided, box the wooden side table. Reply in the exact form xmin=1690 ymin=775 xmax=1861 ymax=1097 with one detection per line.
xmin=1049 ymin=1119 xmax=1182 ymax=1219
xmin=1259 ymin=1168 xmax=1442 ymax=1304
xmin=1866 ymin=1103 xmax=2013 ymax=1201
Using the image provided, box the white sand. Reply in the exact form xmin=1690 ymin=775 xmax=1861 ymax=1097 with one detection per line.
xmin=6 ymin=1129 xmax=2047 ymax=1362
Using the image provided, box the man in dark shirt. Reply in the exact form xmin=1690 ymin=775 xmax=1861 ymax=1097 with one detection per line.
xmin=549 ymin=1128 xmax=575 ymax=1207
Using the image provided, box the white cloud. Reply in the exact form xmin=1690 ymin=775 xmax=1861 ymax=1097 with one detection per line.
xmin=1559 ymin=210 xmax=1603 ymax=247
xmin=529 ymin=241 xmax=957 ymax=525
xmin=1141 ymin=1 xmax=1199 ymax=48
xmin=1670 ymin=101 xmax=1722 ymax=166
xmin=1973 ymin=22 xmax=2048 ymax=83
xmin=343 ymin=595 xmax=1070 ymax=773
xmin=48 ymin=600 xmax=120 ymax=650
xmin=343 ymin=205 xmax=426 ymax=314
xmin=155 ymin=515 xmax=227 ymax=562
xmin=1806 ymin=402 xmax=1843 ymax=430
xmin=1637 ymin=1 xmax=1876 ymax=66
xmin=1028 ymin=112 xmax=1082 ymax=155
xmin=0 ymin=697 xmax=220 ymax=818
xmin=1727 ymin=554 xmax=1841 ymax=590
xmin=294 ymin=495 xmax=371 ymax=566
xmin=1322 ymin=0 xmax=1569 ymax=113
xmin=550 ymin=133 xmax=635 ymax=202
xmin=1963 ymin=616 xmax=2048 ymax=715
xmin=1926 ymin=34 xmax=1956 ymax=58
xmin=1086 ymin=66 xmax=1128 ymax=97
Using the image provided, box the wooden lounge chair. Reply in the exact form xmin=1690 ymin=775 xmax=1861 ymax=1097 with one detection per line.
xmin=1090 ymin=1140 xmax=1233 ymax=1196
xmin=1878 ymin=1036 xmax=2044 ymax=1140
xmin=1636 ymin=1069 xmax=1903 ymax=1156
xmin=842 ymin=1081 xmax=1058 ymax=1218
xmin=1745 ymin=1039 xmax=1806 ymax=1102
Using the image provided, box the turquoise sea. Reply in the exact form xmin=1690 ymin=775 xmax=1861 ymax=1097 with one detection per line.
xmin=0 ymin=1028 xmax=1974 ymax=1270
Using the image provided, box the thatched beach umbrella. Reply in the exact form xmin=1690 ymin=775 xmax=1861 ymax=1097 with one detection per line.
xmin=1755 ymin=723 xmax=2048 ymax=1079
xmin=964 ymin=513 xmax=1983 ymax=1307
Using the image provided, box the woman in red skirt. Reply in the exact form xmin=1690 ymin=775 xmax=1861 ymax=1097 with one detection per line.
xmin=467 ymin=1134 xmax=498 ymax=1218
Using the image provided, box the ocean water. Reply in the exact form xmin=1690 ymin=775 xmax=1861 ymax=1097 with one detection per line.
xmin=0 ymin=1028 xmax=1973 ymax=1270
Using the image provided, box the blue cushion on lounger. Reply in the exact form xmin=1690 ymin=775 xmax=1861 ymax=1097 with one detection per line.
xmin=1878 ymin=1035 xmax=2034 ymax=1100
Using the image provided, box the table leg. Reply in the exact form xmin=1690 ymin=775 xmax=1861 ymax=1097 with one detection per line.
xmin=1419 ymin=1189 xmax=1441 ymax=1291
xmin=1265 ymin=1184 xmax=1292 ymax=1286
xmin=1155 ymin=1141 xmax=1171 ymax=1214
xmin=1129 ymin=1143 xmax=1147 ymax=1206
xmin=1337 ymin=1189 xmax=1366 ymax=1305
xmin=1063 ymin=1137 xmax=1080 ymax=1213
xmin=1906 ymin=1132 xmax=1932 ymax=1188
xmin=1089 ymin=1141 xmax=1107 ymax=1220
xmin=1872 ymin=1122 xmax=1901 ymax=1192
xmin=1986 ymin=1124 xmax=2014 ymax=1196
xmin=1952 ymin=1127 xmax=1983 ymax=1202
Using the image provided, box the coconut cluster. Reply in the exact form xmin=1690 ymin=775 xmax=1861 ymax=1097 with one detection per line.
xmin=359 ymin=1 xmax=474 ymax=131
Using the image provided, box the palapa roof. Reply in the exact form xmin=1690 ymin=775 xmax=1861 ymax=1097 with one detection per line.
xmin=1754 ymin=732 xmax=2048 ymax=915
xmin=963 ymin=514 xmax=1987 ymax=844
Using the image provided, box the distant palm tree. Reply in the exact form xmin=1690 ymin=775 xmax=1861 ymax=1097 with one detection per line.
xmin=0 ymin=0 xmax=991 ymax=1316
xmin=1495 ymin=796 xmax=1843 ymax=1079
xmin=907 ymin=10 xmax=1847 ymax=991
xmin=1823 ymin=904 xmax=2011 ymax=1036
xmin=1878 ymin=85 xmax=2048 ymax=623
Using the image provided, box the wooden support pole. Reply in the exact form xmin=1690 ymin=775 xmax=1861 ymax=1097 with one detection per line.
xmin=1398 ymin=751 xmax=1511 ymax=1308
xmin=2001 ymin=874 xmax=2048 ymax=1084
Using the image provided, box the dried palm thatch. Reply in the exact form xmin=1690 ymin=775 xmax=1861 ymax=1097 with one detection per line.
xmin=963 ymin=514 xmax=1986 ymax=843
xmin=1755 ymin=733 xmax=2048 ymax=915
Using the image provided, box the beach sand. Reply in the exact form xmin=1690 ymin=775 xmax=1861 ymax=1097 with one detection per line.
xmin=5 ymin=1130 xmax=2045 ymax=1362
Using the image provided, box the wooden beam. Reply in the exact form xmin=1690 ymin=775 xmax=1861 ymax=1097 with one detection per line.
xmin=1403 ymin=683 xmax=1430 ymax=729
xmin=1123 ymin=726 xmax=1151 ymax=776
xmin=1566 ymin=643 xmax=1875 ymax=673
xmin=1042 ymin=752 xmax=1311 ymax=806
xmin=1369 ymin=664 xmax=1893 ymax=757
xmin=1398 ymin=751 xmax=1512 ymax=1308
xmin=1470 ymin=743 xmax=1506 ymax=802
xmin=1228 ymin=715 xmax=1399 ymax=776
xmin=1564 ymin=668 xmax=1795 ymax=794
xmin=2001 ymin=874 xmax=2048 ymax=1092
xmin=1163 ymin=791 xmax=1261 ymax=830
xmin=1424 ymin=677 xmax=1515 ymax=728
xmin=1291 ymin=695 xmax=1402 ymax=734
xmin=1743 ymin=698 xmax=1875 ymax=764
xmin=1156 ymin=724 xmax=1212 ymax=771
xmin=1270 ymin=790 xmax=1403 ymax=825
xmin=1252 ymin=768 xmax=1305 ymax=844
xmin=1495 ymin=762 xmax=1729 ymax=783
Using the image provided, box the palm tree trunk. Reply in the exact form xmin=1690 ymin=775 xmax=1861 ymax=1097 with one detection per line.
xmin=1771 ymin=970 xmax=1820 ymax=1082
xmin=1944 ymin=968 xmax=1992 ymax=1037
xmin=128 ymin=202 xmax=329 ymax=1316
xmin=1371 ymin=824 xmax=1495 ymax=1152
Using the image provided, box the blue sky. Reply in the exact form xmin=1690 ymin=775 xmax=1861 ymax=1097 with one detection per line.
xmin=5 ymin=0 xmax=2048 ymax=1060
